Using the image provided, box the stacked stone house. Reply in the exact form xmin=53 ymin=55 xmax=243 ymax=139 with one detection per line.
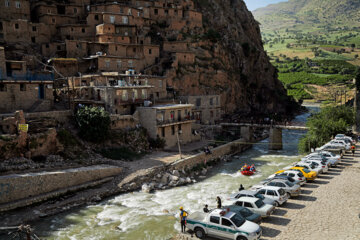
xmin=0 ymin=0 xmax=220 ymax=147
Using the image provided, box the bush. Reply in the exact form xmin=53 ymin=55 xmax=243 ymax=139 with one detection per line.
xmin=75 ymin=106 xmax=111 ymax=142
xmin=149 ymin=135 xmax=166 ymax=149
xmin=57 ymin=129 xmax=79 ymax=147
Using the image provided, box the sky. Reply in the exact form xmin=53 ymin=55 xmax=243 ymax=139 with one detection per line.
xmin=243 ymin=0 xmax=289 ymax=11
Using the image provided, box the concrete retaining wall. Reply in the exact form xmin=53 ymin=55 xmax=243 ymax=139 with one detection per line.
xmin=170 ymin=138 xmax=250 ymax=170
xmin=0 ymin=165 xmax=122 ymax=205
xmin=25 ymin=110 xmax=72 ymax=124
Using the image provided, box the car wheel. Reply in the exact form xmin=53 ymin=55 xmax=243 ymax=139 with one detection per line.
xmin=286 ymin=192 xmax=291 ymax=199
xmin=237 ymin=236 xmax=248 ymax=240
xmin=274 ymin=201 xmax=279 ymax=207
xmin=194 ymin=227 xmax=206 ymax=239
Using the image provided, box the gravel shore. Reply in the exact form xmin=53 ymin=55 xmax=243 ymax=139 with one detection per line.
xmin=174 ymin=148 xmax=360 ymax=240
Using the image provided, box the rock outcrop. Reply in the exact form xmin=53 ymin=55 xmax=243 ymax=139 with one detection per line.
xmin=163 ymin=0 xmax=300 ymax=116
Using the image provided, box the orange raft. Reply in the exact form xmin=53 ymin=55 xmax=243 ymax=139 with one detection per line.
xmin=241 ymin=170 xmax=255 ymax=176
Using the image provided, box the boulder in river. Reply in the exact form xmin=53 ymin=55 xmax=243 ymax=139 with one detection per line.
xmin=142 ymin=183 xmax=151 ymax=193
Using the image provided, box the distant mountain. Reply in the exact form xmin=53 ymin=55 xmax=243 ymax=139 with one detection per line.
xmin=253 ymin=0 xmax=360 ymax=31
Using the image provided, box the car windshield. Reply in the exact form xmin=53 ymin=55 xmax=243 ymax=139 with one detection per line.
xmin=336 ymin=134 xmax=344 ymax=138
xmin=240 ymin=208 xmax=253 ymax=217
xmin=278 ymin=189 xmax=286 ymax=196
xmin=301 ymin=168 xmax=311 ymax=173
xmin=255 ymin=199 xmax=265 ymax=208
xmin=254 ymin=193 xmax=264 ymax=200
xmin=298 ymin=172 xmax=304 ymax=177
xmin=230 ymin=214 xmax=245 ymax=227
xmin=285 ymin=181 xmax=294 ymax=187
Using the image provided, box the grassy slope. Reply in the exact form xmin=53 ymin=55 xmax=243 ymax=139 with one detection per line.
xmin=253 ymin=0 xmax=360 ymax=102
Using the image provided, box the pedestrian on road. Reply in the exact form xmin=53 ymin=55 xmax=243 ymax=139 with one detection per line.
xmin=216 ymin=196 xmax=222 ymax=209
xmin=351 ymin=145 xmax=355 ymax=156
xmin=239 ymin=184 xmax=244 ymax=191
xmin=179 ymin=206 xmax=188 ymax=233
xmin=203 ymin=204 xmax=209 ymax=213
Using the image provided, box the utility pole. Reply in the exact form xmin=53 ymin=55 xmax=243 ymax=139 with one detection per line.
xmin=177 ymin=130 xmax=182 ymax=159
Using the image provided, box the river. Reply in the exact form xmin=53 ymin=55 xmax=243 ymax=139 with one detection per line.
xmin=33 ymin=106 xmax=319 ymax=240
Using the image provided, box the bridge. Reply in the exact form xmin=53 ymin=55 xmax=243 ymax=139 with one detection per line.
xmin=220 ymin=122 xmax=309 ymax=150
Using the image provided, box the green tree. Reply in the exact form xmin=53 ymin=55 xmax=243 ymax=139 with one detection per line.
xmin=299 ymin=105 xmax=354 ymax=153
xmin=75 ymin=106 xmax=111 ymax=142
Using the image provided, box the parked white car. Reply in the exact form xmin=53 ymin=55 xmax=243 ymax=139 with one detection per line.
xmin=251 ymin=186 xmax=289 ymax=206
xmin=307 ymin=152 xmax=340 ymax=166
xmin=268 ymin=170 xmax=306 ymax=185
xmin=328 ymin=139 xmax=351 ymax=151
xmin=294 ymin=161 xmax=323 ymax=174
xmin=300 ymin=159 xmax=328 ymax=173
xmin=227 ymin=190 xmax=276 ymax=206
xmin=301 ymin=154 xmax=331 ymax=167
xmin=252 ymin=179 xmax=301 ymax=198
xmin=228 ymin=197 xmax=275 ymax=218
xmin=316 ymin=150 xmax=341 ymax=163
xmin=186 ymin=209 xmax=262 ymax=240
xmin=335 ymin=134 xmax=355 ymax=144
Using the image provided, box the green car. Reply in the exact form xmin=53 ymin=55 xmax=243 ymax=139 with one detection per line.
xmin=224 ymin=205 xmax=262 ymax=224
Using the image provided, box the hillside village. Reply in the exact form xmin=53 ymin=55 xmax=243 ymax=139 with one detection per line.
xmin=0 ymin=0 xmax=233 ymax=160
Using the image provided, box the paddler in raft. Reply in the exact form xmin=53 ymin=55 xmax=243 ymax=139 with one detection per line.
xmin=241 ymin=163 xmax=248 ymax=171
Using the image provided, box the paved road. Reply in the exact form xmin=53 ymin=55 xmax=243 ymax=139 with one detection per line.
xmin=174 ymin=149 xmax=360 ymax=240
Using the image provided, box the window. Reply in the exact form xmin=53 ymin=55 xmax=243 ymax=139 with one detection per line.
xmin=0 ymin=84 xmax=6 ymax=92
xmin=122 ymin=90 xmax=128 ymax=101
xmin=210 ymin=216 xmax=220 ymax=224
xmin=141 ymin=89 xmax=147 ymax=99
xmin=128 ymin=9 xmax=131 ymax=15
xmin=31 ymin=37 xmax=35 ymax=43
xmin=210 ymin=111 xmax=213 ymax=118
xmin=196 ymin=98 xmax=201 ymax=107
xmin=15 ymin=23 xmax=19 ymax=29
xmin=94 ymin=15 xmax=99 ymax=20
xmin=258 ymin=189 xmax=266 ymax=195
xmin=137 ymin=11 xmax=140 ymax=17
xmin=45 ymin=43 xmax=49 ymax=48
xmin=122 ymin=16 xmax=128 ymax=24
xmin=133 ymin=47 xmax=136 ymax=53
xmin=235 ymin=201 xmax=243 ymax=206
xmin=133 ymin=89 xmax=138 ymax=99
xmin=178 ymin=124 xmax=181 ymax=132
xmin=0 ymin=22 xmax=2 ymax=31
xmin=57 ymin=45 xmax=61 ymax=50
xmin=171 ymin=125 xmax=175 ymax=135
xmin=210 ymin=97 xmax=213 ymax=105
xmin=110 ymin=16 xmax=115 ymax=23
xmin=165 ymin=9 xmax=168 ymax=15
xmin=82 ymin=28 xmax=85 ymax=33
xmin=216 ymin=96 xmax=219 ymax=105
xmin=128 ymin=60 xmax=133 ymax=67
xmin=154 ymin=9 xmax=158 ymax=15
xmin=170 ymin=111 xmax=174 ymax=120
xmin=32 ymin=26 xmax=37 ymax=32
xmin=105 ymin=60 xmax=110 ymax=68
xmin=267 ymin=190 xmax=276 ymax=196
xmin=5 ymin=1 xmax=10 ymax=7
xmin=159 ymin=80 xmax=163 ymax=88
xmin=52 ymin=18 xmax=55 ymax=23
xmin=120 ymin=8 xmax=124 ymax=14
xmin=15 ymin=1 xmax=20 ymax=8
xmin=221 ymin=219 xmax=233 ymax=227
xmin=74 ymin=8 xmax=77 ymax=13
xmin=148 ymin=49 xmax=152 ymax=54
xmin=178 ymin=110 xmax=181 ymax=121
xmin=244 ymin=202 xmax=253 ymax=208
xmin=117 ymin=60 xmax=122 ymax=69
xmin=161 ymin=127 xmax=165 ymax=137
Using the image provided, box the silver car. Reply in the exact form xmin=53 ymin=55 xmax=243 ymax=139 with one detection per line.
xmin=262 ymin=179 xmax=301 ymax=198
xmin=227 ymin=190 xmax=276 ymax=206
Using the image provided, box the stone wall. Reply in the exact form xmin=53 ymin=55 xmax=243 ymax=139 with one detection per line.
xmin=0 ymin=165 xmax=122 ymax=205
xmin=170 ymin=138 xmax=250 ymax=170
xmin=25 ymin=110 xmax=72 ymax=124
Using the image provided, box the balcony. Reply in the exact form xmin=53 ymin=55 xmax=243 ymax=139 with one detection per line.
xmin=156 ymin=116 xmax=195 ymax=126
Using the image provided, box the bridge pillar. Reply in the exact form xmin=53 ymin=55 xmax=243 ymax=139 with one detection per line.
xmin=269 ymin=127 xmax=282 ymax=150
xmin=241 ymin=126 xmax=253 ymax=142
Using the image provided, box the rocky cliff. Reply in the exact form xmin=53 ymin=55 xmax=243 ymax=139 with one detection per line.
xmin=163 ymin=0 xmax=300 ymax=117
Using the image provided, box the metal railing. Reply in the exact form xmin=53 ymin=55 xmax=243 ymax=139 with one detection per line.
xmin=156 ymin=115 xmax=195 ymax=125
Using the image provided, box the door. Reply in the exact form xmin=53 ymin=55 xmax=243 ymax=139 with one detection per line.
xmin=221 ymin=218 xmax=236 ymax=239
xmin=208 ymin=216 xmax=222 ymax=237
xmin=38 ymin=84 xmax=45 ymax=99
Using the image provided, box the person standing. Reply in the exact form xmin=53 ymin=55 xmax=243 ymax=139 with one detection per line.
xmin=216 ymin=196 xmax=222 ymax=208
xmin=179 ymin=207 xmax=188 ymax=233
xmin=203 ymin=204 xmax=209 ymax=213
xmin=239 ymin=184 xmax=244 ymax=191
xmin=351 ymin=145 xmax=355 ymax=156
